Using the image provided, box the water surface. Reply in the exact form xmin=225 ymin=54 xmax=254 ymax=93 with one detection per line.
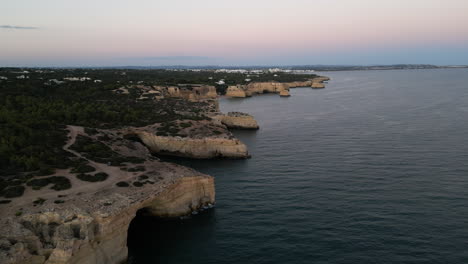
xmin=129 ymin=69 xmax=468 ymax=264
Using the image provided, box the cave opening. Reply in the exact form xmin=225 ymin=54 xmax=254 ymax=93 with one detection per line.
xmin=127 ymin=207 xmax=216 ymax=263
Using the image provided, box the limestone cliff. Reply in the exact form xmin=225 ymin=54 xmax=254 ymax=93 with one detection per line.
xmin=279 ymin=90 xmax=291 ymax=97
xmin=0 ymin=174 xmax=214 ymax=264
xmin=213 ymin=112 xmax=259 ymax=130
xmin=245 ymin=82 xmax=290 ymax=94
xmin=0 ymin=127 xmax=215 ymax=264
xmin=225 ymin=85 xmax=247 ymax=98
xmin=224 ymin=76 xmax=329 ymax=98
xmin=311 ymin=82 xmax=325 ymax=88
xmin=137 ymin=131 xmax=249 ymax=159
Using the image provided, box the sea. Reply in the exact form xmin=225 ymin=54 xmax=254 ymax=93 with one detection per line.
xmin=128 ymin=69 xmax=468 ymax=264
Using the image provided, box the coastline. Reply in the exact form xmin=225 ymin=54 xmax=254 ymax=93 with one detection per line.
xmin=0 ymin=75 xmax=328 ymax=264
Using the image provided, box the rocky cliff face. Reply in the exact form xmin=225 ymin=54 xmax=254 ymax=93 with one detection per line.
xmin=245 ymin=82 xmax=290 ymax=94
xmin=279 ymin=90 xmax=291 ymax=97
xmin=225 ymin=85 xmax=247 ymax=98
xmin=224 ymin=76 xmax=329 ymax=98
xmin=213 ymin=112 xmax=259 ymax=130
xmin=0 ymin=126 xmax=216 ymax=264
xmin=125 ymin=84 xmax=218 ymax=101
xmin=0 ymin=171 xmax=215 ymax=264
xmin=137 ymin=131 xmax=250 ymax=159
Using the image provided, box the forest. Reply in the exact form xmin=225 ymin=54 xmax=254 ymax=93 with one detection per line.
xmin=0 ymin=68 xmax=315 ymax=180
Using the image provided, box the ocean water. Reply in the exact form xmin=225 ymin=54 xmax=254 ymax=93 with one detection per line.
xmin=128 ymin=69 xmax=468 ymax=264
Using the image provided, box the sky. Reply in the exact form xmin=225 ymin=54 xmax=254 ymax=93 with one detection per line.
xmin=1 ymin=0 xmax=468 ymax=66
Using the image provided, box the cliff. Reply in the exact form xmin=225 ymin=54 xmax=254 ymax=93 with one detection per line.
xmin=0 ymin=126 xmax=215 ymax=264
xmin=121 ymin=84 xmax=218 ymax=101
xmin=279 ymin=90 xmax=291 ymax=97
xmin=224 ymin=76 xmax=329 ymax=98
xmin=0 ymin=174 xmax=214 ymax=264
xmin=225 ymin=85 xmax=247 ymax=98
xmin=213 ymin=112 xmax=259 ymax=130
xmin=136 ymin=131 xmax=249 ymax=159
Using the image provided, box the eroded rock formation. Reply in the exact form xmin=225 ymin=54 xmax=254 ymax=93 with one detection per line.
xmin=213 ymin=112 xmax=259 ymax=130
xmin=225 ymin=85 xmax=247 ymax=98
xmin=0 ymin=127 xmax=216 ymax=264
xmin=224 ymin=76 xmax=329 ymax=98
xmin=137 ymin=131 xmax=249 ymax=159
xmin=279 ymin=90 xmax=291 ymax=97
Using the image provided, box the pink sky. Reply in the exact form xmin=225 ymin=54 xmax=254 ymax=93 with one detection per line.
xmin=1 ymin=0 xmax=468 ymax=66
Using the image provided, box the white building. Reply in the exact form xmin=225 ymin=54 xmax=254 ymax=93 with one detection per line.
xmin=64 ymin=77 xmax=91 ymax=81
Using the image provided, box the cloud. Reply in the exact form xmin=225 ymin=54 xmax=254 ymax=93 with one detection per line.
xmin=0 ymin=25 xmax=39 ymax=30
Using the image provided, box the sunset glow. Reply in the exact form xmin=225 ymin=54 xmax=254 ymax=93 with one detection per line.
xmin=1 ymin=0 xmax=468 ymax=66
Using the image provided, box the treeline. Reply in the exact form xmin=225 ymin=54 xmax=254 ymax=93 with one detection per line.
xmin=0 ymin=68 xmax=316 ymax=87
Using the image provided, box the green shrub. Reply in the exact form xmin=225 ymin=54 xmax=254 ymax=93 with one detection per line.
xmin=116 ymin=181 xmax=130 ymax=187
xmin=77 ymin=172 xmax=108 ymax=182
xmin=133 ymin=181 xmax=144 ymax=187
xmin=84 ymin=127 xmax=99 ymax=136
xmin=180 ymin=122 xmax=192 ymax=128
xmin=71 ymin=164 xmax=96 ymax=174
xmin=126 ymin=166 xmax=146 ymax=172
xmin=138 ymin=175 xmax=149 ymax=180
xmin=27 ymin=176 xmax=71 ymax=191
xmin=50 ymin=177 xmax=72 ymax=191
xmin=1 ymin=186 xmax=26 ymax=198
xmin=36 ymin=167 xmax=55 ymax=176
xmin=33 ymin=198 xmax=46 ymax=205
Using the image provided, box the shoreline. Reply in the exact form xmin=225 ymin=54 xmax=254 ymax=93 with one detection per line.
xmin=0 ymin=75 xmax=329 ymax=264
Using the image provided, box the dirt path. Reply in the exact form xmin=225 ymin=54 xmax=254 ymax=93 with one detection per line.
xmin=4 ymin=126 xmax=140 ymax=212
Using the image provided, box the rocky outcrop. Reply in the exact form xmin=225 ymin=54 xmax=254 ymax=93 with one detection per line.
xmin=137 ymin=132 xmax=249 ymax=159
xmin=245 ymin=82 xmax=290 ymax=94
xmin=226 ymin=85 xmax=247 ymax=98
xmin=286 ymin=81 xmax=313 ymax=88
xmin=0 ymin=126 xmax=216 ymax=264
xmin=312 ymin=76 xmax=330 ymax=83
xmin=279 ymin=90 xmax=291 ymax=97
xmin=311 ymin=82 xmax=325 ymax=88
xmin=0 ymin=172 xmax=215 ymax=264
xmin=146 ymin=176 xmax=215 ymax=217
xmin=129 ymin=84 xmax=218 ymax=101
xmin=224 ymin=76 xmax=329 ymax=98
xmin=175 ymin=85 xmax=218 ymax=100
xmin=213 ymin=112 xmax=259 ymax=130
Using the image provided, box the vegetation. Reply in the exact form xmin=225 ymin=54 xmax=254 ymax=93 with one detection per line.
xmin=0 ymin=68 xmax=314 ymax=198
xmin=26 ymin=176 xmax=72 ymax=191
xmin=76 ymin=172 xmax=109 ymax=182
xmin=0 ymin=69 xmax=212 ymax=178
xmin=1 ymin=186 xmax=25 ymax=198
xmin=70 ymin=163 xmax=96 ymax=174
xmin=122 ymin=166 xmax=146 ymax=172
xmin=116 ymin=181 xmax=130 ymax=187
xmin=33 ymin=198 xmax=46 ymax=206
xmin=70 ymin=135 xmax=145 ymax=166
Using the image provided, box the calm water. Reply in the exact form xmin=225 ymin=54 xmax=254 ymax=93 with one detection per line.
xmin=129 ymin=69 xmax=468 ymax=264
